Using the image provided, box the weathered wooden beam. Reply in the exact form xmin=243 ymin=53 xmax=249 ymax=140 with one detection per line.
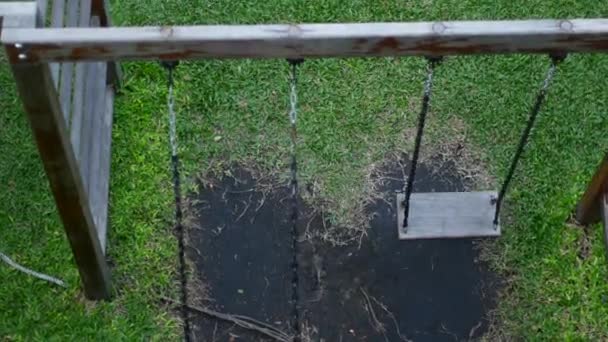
xmin=78 ymin=60 xmax=96 ymax=190
xmin=69 ymin=0 xmax=91 ymax=160
xmin=92 ymin=84 xmax=114 ymax=252
xmin=36 ymin=0 xmax=48 ymax=23
xmin=86 ymin=59 xmax=108 ymax=251
xmin=90 ymin=0 xmax=121 ymax=88
xmin=397 ymin=191 xmax=500 ymax=239
xmin=576 ymin=154 xmax=608 ymax=225
xmin=57 ymin=0 xmax=79 ymax=122
xmin=8 ymin=60 xmax=111 ymax=300
xmin=599 ymin=192 xmax=608 ymax=263
xmin=3 ymin=19 xmax=608 ymax=62
xmin=49 ymin=0 xmax=65 ymax=85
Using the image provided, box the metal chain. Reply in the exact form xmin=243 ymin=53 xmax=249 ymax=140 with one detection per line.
xmin=493 ymin=55 xmax=565 ymax=225
xmin=163 ymin=61 xmax=191 ymax=342
xmin=402 ymin=57 xmax=442 ymax=231
xmin=287 ymin=58 xmax=303 ymax=341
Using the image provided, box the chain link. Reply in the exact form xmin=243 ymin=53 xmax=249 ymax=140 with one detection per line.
xmin=289 ymin=64 xmax=298 ymax=126
xmin=493 ymin=55 xmax=563 ymax=225
xmin=163 ymin=61 xmax=191 ymax=342
xmin=287 ymin=58 xmax=303 ymax=342
xmin=168 ymin=66 xmax=178 ymax=157
xmin=402 ymin=57 xmax=442 ymax=231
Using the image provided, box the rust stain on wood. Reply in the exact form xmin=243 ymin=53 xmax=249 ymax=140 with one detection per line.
xmin=557 ymin=36 xmax=608 ymax=50
xmin=71 ymin=46 xmax=110 ymax=58
xmin=370 ymin=37 xmax=403 ymax=54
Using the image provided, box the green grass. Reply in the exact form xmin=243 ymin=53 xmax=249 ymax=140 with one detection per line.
xmin=2 ymin=0 xmax=608 ymax=339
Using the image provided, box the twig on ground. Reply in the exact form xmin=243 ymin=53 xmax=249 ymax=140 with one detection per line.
xmin=0 ymin=251 xmax=66 ymax=288
xmin=254 ymin=192 xmax=266 ymax=213
xmin=161 ymin=296 xmax=292 ymax=342
xmin=249 ymin=191 xmax=267 ymax=224
xmin=304 ymin=208 xmax=319 ymax=236
xmin=368 ymin=292 xmax=411 ymax=342
xmin=227 ymin=189 xmax=255 ymax=194
xmin=212 ymin=322 xmax=218 ymax=342
xmin=360 ymin=288 xmax=387 ymax=341
xmin=235 ymin=195 xmax=253 ymax=222
xmin=469 ymin=321 xmax=483 ymax=339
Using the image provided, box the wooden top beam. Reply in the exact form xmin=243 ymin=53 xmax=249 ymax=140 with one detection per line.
xmin=2 ymin=19 xmax=608 ymax=62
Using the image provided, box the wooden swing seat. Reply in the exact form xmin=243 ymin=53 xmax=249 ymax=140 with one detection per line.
xmin=396 ymin=191 xmax=501 ymax=240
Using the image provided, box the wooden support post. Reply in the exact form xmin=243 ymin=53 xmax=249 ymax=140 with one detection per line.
xmin=2 ymin=2 xmax=116 ymax=298
xmin=8 ymin=59 xmax=111 ymax=300
xmin=48 ymin=0 xmax=65 ymax=86
xmin=575 ymin=154 xmax=608 ymax=225
xmin=57 ymin=0 xmax=79 ymax=122
xmin=36 ymin=0 xmax=47 ymax=25
xmin=90 ymin=0 xmax=121 ymax=89
xmin=91 ymin=0 xmax=110 ymax=26
xmin=599 ymin=192 xmax=608 ymax=263
xmin=5 ymin=3 xmax=111 ymax=298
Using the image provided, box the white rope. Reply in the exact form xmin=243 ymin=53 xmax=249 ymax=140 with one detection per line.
xmin=0 ymin=251 xmax=66 ymax=288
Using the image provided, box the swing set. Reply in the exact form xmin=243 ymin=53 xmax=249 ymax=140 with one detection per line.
xmin=1 ymin=1 xmax=608 ymax=304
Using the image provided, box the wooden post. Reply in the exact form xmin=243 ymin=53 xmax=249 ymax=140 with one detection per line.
xmin=599 ymin=192 xmax=608 ymax=263
xmin=3 ymin=3 xmax=111 ymax=299
xmin=36 ymin=0 xmax=47 ymax=25
xmin=8 ymin=60 xmax=111 ymax=300
xmin=575 ymin=153 xmax=608 ymax=225
xmin=90 ymin=0 xmax=121 ymax=89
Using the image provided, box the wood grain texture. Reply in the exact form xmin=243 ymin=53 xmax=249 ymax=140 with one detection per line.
xmin=8 ymin=59 xmax=110 ymax=300
xmin=69 ymin=0 xmax=92 ymax=160
xmin=90 ymin=0 xmax=110 ymax=27
xmin=3 ymin=19 xmax=608 ymax=63
xmin=576 ymin=153 xmax=608 ymax=225
xmin=397 ymin=191 xmax=500 ymax=240
xmin=77 ymin=16 xmax=100 ymax=191
xmin=600 ymin=192 xmax=608 ymax=263
xmin=57 ymin=0 xmax=79 ymax=122
xmin=78 ymin=61 xmax=96 ymax=190
xmin=90 ymin=0 xmax=121 ymax=88
xmin=48 ymin=0 xmax=65 ymax=86
xmin=87 ymin=61 xmax=108 ymax=251
xmin=94 ymin=85 xmax=114 ymax=252
xmin=36 ymin=0 xmax=48 ymax=24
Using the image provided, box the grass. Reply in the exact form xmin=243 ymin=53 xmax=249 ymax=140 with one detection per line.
xmin=1 ymin=0 xmax=608 ymax=339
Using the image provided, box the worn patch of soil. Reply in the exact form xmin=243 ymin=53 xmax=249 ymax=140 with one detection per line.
xmin=187 ymin=161 xmax=499 ymax=341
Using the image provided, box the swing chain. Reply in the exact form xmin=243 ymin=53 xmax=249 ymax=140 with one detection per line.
xmin=493 ymin=54 xmax=566 ymax=226
xmin=402 ymin=56 xmax=443 ymax=231
xmin=162 ymin=60 xmax=191 ymax=342
xmin=164 ymin=61 xmax=179 ymax=157
xmin=287 ymin=57 xmax=303 ymax=341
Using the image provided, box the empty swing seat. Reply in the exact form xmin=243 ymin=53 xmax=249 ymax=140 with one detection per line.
xmin=396 ymin=191 xmax=501 ymax=240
